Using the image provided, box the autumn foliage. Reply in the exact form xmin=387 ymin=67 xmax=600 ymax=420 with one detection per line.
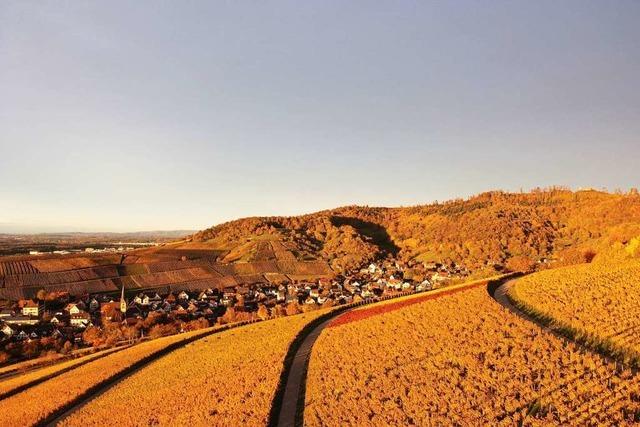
xmin=193 ymin=188 xmax=640 ymax=272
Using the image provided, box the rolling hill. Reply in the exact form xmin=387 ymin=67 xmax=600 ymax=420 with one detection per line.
xmin=192 ymin=187 xmax=640 ymax=272
xmin=2 ymin=188 xmax=640 ymax=300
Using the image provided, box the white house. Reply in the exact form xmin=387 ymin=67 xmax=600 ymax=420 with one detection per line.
xmin=65 ymin=303 xmax=81 ymax=315
xmin=1 ymin=324 xmax=13 ymax=337
xmin=21 ymin=300 xmax=40 ymax=317
xmin=416 ymin=280 xmax=432 ymax=292
xmin=70 ymin=312 xmax=91 ymax=328
xmin=361 ymin=289 xmax=374 ymax=298
xmin=432 ymin=272 xmax=450 ymax=283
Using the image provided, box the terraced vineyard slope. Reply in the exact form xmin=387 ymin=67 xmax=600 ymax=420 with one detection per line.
xmin=0 ymin=242 xmax=332 ymax=300
xmin=305 ymin=286 xmax=640 ymax=425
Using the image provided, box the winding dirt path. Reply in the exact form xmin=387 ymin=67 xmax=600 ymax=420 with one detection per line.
xmin=273 ymin=278 xmax=510 ymax=427
xmin=490 ymin=279 xmax=538 ymax=322
xmin=490 ymin=278 xmax=569 ymax=341
xmin=278 ymin=276 xmax=632 ymax=427
xmin=275 ymin=314 xmax=346 ymax=427
xmin=490 ymin=278 xmax=621 ymax=360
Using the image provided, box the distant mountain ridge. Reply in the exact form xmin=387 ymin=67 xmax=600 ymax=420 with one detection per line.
xmin=0 ymin=231 xmax=197 ymax=238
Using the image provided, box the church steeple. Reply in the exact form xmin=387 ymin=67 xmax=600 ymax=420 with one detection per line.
xmin=120 ymin=284 xmax=127 ymax=314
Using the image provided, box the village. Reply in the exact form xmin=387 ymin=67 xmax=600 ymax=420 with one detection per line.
xmin=0 ymin=258 xmax=471 ymax=362
xmin=27 ymin=245 xmax=150 ymax=256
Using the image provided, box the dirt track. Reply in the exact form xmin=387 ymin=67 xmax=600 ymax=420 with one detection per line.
xmin=275 ymin=314 xmax=343 ymax=427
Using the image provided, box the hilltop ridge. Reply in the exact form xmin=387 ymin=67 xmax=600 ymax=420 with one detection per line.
xmin=192 ymin=188 xmax=640 ymax=272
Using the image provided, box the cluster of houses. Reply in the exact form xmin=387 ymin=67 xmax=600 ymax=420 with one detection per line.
xmin=27 ymin=241 xmax=162 ymax=256
xmin=0 ymin=258 xmax=471 ymax=349
xmin=0 ymin=289 xmax=224 ymax=345
xmin=1 ymin=298 xmax=97 ymax=344
xmin=28 ymin=246 xmax=138 ymax=256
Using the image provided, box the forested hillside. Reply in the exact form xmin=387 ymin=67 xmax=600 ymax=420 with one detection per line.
xmin=193 ymin=188 xmax=640 ymax=273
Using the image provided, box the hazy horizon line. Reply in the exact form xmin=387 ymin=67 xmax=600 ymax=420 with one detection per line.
xmin=2 ymin=185 xmax=633 ymax=235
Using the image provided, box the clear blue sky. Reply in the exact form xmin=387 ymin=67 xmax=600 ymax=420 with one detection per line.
xmin=1 ymin=1 xmax=639 ymax=232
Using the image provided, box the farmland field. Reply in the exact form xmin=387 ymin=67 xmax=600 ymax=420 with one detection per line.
xmin=0 ymin=260 xmax=39 ymax=276
xmin=509 ymin=259 xmax=640 ymax=359
xmin=305 ymin=286 xmax=640 ymax=425
xmin=60 ymin=309 xmax=331 ymax=426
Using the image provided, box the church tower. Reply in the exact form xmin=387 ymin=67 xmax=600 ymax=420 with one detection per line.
xmin=120 ymin=284 xmax=127 ymax=314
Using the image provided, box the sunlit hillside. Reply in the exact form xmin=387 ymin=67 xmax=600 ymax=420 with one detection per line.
xmin=193 ymin=188 xmax=640 ymax=272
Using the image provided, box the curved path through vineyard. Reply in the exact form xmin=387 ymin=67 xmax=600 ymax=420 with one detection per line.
xmin=491 ymin=279 xmax=539 ymax=323
xmin=274 ymin=279 xmax=501 ymax=427
xmin=491 ymin=278 xmax=573 ymax=339
xmin=277 ymin=276 xmax=610 ymax=427
xmin=490 ymin=278 xmax=620 ymax=363
xmin=274 ymin=313 xmax=347 ymax=427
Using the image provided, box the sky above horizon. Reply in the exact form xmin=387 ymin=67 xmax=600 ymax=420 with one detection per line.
xmin=1 ymin=1 xmax=639 ymax=233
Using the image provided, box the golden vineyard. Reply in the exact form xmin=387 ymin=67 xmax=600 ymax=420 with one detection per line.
xmin=305 ymin=286 xmax=640 ymax=425
xmin=1 ymin=257 xmax=640 ymax=425
xmin=59 ymin=310 xmax=330 ymax=426
xmin=0 ymin=309 xmax=331 ymax=426
xmin=0 ymin=325 xmax=223 ymax=426
xmin=509 ymin=258 xmax=640 ymax=364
